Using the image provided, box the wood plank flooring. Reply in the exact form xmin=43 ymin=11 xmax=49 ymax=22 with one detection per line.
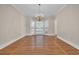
xmin=0 ymin=35 xmax=79 ymax=55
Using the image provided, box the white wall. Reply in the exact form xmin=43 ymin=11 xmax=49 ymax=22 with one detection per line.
xmin=56 ymin=4 xmax=79 ymax=49
xmin=0 ymin=5 xmax=27 ymax=48
xmin=25 ymin=16 xmax=31 ymax=35
xmin=47 ymin=16 xmax=55 ymax=35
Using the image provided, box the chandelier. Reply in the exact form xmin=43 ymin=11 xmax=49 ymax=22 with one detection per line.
xmin=35 ymin=14 xmax=44 ymax=21
xmin=35 ymin=4 xmax=45 ymax=21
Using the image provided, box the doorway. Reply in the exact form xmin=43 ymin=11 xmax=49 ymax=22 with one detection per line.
xmin=31 ymin=19 xmax=48 ymax=47
xmin=31 ymin=19 xmax=48 ymax=35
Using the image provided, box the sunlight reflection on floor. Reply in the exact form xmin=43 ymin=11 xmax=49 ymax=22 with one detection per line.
xmin=32 ymin=35 xmax=45 ymax=48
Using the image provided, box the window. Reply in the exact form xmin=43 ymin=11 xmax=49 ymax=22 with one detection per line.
xmin=31 ymin=20 xmax=48 ymax=35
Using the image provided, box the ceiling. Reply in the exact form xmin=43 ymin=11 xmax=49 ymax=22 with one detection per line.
xmin=13 ymin=4 xmax=65 ymax=17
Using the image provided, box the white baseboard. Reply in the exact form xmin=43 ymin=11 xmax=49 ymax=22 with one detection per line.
xmin=26 ymin=34 xmax=57 ymax=36
xmin=0 ymin=34 xmax=26 ymax=49
xmin=45 ymin=34 xmax=57 ymax=36
xmin=57 ymin=35 xmax=79 ymax=50
xmin=26 ymin=34 xmax=33 ymax=36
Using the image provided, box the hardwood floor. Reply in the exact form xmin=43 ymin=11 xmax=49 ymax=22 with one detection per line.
xmin=0 ymin=35 xmax=79 ymax=55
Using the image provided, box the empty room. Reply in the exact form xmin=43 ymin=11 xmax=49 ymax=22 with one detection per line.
xmin=0 ymin=4 xmax=79 ymax=55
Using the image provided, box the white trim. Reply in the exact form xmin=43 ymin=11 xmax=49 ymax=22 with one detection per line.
xmin=0 ymin=34 xmax=26 ymax=49
xmin=57 ymin=35 xmax=79 ymax=50
xmin=56 ymin=4 xmax=68 ymax=15
xmin=45 ymin=34 xmax=57 ymax=36
xmin=11 ymin=5 xmax=25 ymax=16
xmin=26 ymin=34 xmax=57 ymax=36
xmin=26 ymin=34 xmax=33 ymax=36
